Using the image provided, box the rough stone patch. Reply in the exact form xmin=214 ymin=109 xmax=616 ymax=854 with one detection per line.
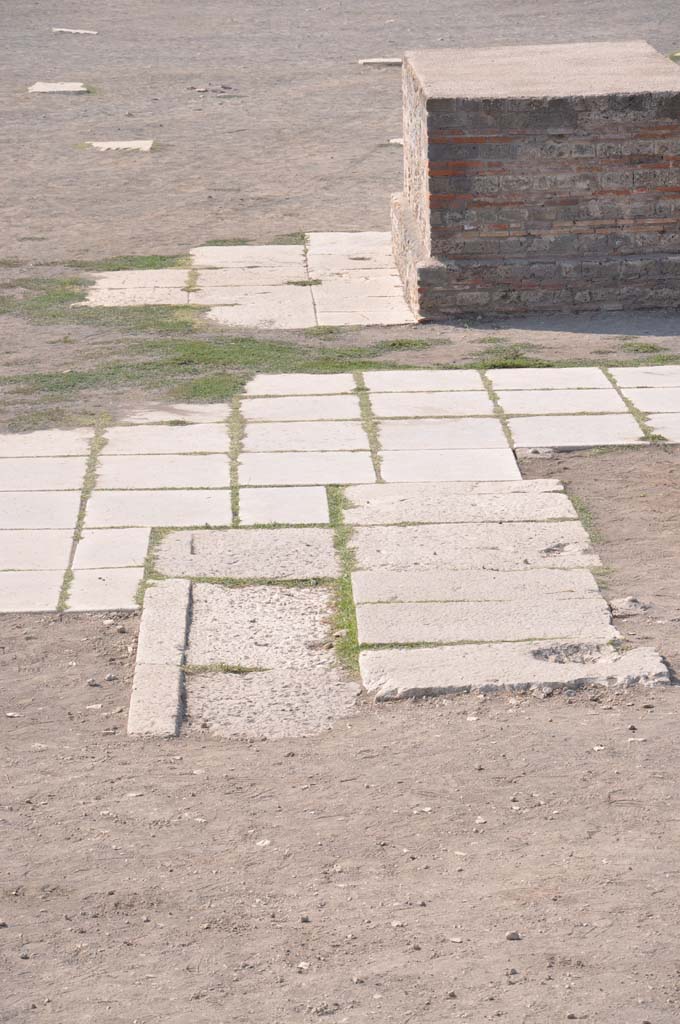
xmin=72 ymin=528 xmax=150 ymax=569
xmin=356 ymin=595 xmax=616 ymax=645
xmin=239 ymin=487 xmax=329 ymax=525
xmin=199 ymin=285 xmax=317 ymax=330
xmin=196 ymin=267 xmax=301 ymax=287
xmin=190 ymin=244 xmax=306 ymax=269
xmin=509 ymin=414 xmax=644 ymax=448
xmin=343 ymin=482 xmax=576 ymax=525
xmin=82 ymin=287 xmax=188 ymax=307
xmin=351 ymin=567 xmax=598 ymax=604
xmin=0 ymin=491 xmax=80 ymax=530
xmin=379 ymin=449 xmax=521 ymax=482
xmin=0 ymin=457 xmax=87 ymax=491
xmin=84 ymin=490 xmax=231 ymax=528
xmin=623 ymin=389 xmax=680 ymax=413
xmin=370 ymin=391 xmax=494 ymax=418
xmin=246 ymin=373 xmax=355 ymax=396
xmin=96 ymin=453 xmax=230 ymax=489
xmin=135 ymin=579 xmax=191 ymax=666
xmin=377 ymin=417 xmax=508 ymax=450
xmin=92 ymin=270 xmax=189 ymax=288
xmin=351 ymin=521 xmax=598 ymax=572
xmin=647 ymin=414 xmax=680 ymax=441
xmin=103 ymin=424 xmax=228 ymax=455
xmin=87 ymin=140 xmax=153 ymax=152
xmin=497 ymin=389 xmax=628 ymax=415
xmin=122 ymin=402 xmax=230 ymax=424
xmin=239 ymin=451 xmax=375 ymax=486
xmin=0 ymin=530 xmax=73 ymax=571
xmin=360 ymin=641 xmax=671 ymax=701
xmin=0 ymin=428 xmax=92 ymax=457
xmin=243 ymin=421 xmax=369 ymax=452
xmin=29 ymin=82 xmax=88 ymax=93
xmin=240 ymin=395 xmax=361 ymax=421
xmin=154 ymin=527 xmax=340 ymax=580
xmin=364 ymin=369 xmax=483 ymax=392
xmin=68 ymin=568 xmax=143 ymax=610
xmin=488 ymin=367 xmax=612 ymax=390
xmin=0 ymin=571 xmax=64 ymax=612
xmin=610 ymin=365 xmax=680 ymax=388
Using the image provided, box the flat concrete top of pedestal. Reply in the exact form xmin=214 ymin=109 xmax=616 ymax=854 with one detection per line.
xmin=405 ymin=41 xmax=680 ymax=99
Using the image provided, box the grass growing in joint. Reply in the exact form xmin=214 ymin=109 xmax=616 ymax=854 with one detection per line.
xmin=229 ymin=397 xmax=244 ymax=526
xmin=57 ymin=425 xmax=108 ymax=610
xmin=355 ymin=372 xmax=383 ymax=482
xmin=327 ymin=485 xmax=360 ymax=674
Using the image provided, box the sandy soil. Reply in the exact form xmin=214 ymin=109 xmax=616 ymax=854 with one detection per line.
xmin=3 ymin=447 xmax=680 ymax=1024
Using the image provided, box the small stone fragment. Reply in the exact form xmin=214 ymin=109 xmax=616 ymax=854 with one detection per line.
xmin=505 ymin=930 xmax=521 ymax=941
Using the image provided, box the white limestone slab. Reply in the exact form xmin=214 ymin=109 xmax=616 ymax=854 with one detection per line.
xmin=52 ymin=27 xmax=98 ymax=34
xmin=0 ymin=571 xmax=63 ymax=612
xmin=104 ymin=424 xmax=228 ymax=455
xmin=378 ymin=417 xmax=507 ymax=450
xmin=0 ymin=530 xmax=73 ymax=571
xmin=306 ymin=232 xmax=393 ymax=255
xmin=29 ymin=82 xmax=88 ymax=93
xmin=87 ymin=140 xmax=153 ymax=152
xmin=370 ymin=391 xmax=494 ymax=417
xmin=364 ymin=369 xmax=483 ymax=392
xmin=0 ymin=492 xmax=80 ymax=530
xmin=646 ymin=413 xmax=680 ymax=441
xmin=136 ymin=579 xmax=191 ymax=666
xmin=202 ymin=287 xmax=316 ymax=329
xmin=239 ymin=486 xmax=329 ymax=525
xmin=246 ymin=373 xmax=355 ymax=396
xmin=0 ymin=428 xmax=92 ymax=458
xmin=610 ymin=365 xmax=680 ymax=388
xmin=127 ymin=665 xmax=183 ymax=738
xmin=488 ymin=368 xmax=611 ymax=390
xmin=358 ymin=57 xmax=402 ymax=66
xmin=380 ymin=449 xmax=521 ymax=482
xmin=308 ymin=254 xmax=398 ymax=275
xmin=239 ymin=452 xmax=375 ymax=486
xmin=155 ymin=528 xmax=339 ymax=580
xmin=68 ymin=568 xmax=143 ymax=610
xmin=497 ymin=389 xmax=627 ymax=415
xmin=122 ymin=403 xmax=230 ymax=424
xmin=360 ymin=641 xmax=670 ymax=701
xmin=92 ymin=270 xmax=189 ymax=288
xmin=509 ymin=414 xmax=644 ymax=448
xmin=84 ymin=490 xmax=231 ymax=527
xmin=241 ymin=395 xmax=361 ymax=421
xmin=0 ymin=457 xmax=86 ymax=491
xmin=622 ymin=388 xmax=680 ymax=413
xmin=190 ymin=245 xmax=306 ymax=269
xmin=97 ymin=454 xmax=230 ymax=489
xmin=243 ymin=421 xmax=368 ymax=451
xmin=351 ymin=567 xmax=598 ymax=603
xmin=317 ymin=306 xmax=416 ymax=326
xmin=196 ymin=267 xmax=305 ymax=286
xmin=312 ymin=277 xmax=407 ymax=310
xmin=73 ymin=528 xmax=150 ymax=568
xmin=84 ymin=287 xmax=187 ymax=306
xmin=343 ymin=482 xmax=577 ymax=524
xmin=351 ymin=521 xmax=597 ymax=571
xmin=356 ymin=596 xmax=615 ymax=645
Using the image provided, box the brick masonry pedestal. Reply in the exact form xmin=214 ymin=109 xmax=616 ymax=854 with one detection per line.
xmin=391 ymin=41 xmax=680 ymax=317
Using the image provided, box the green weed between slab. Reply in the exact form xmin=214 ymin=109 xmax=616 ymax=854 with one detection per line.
xmin=57 ymin=425 xmax=108 ymax=610
xmin=184 ymin=663 xmax=265 ymax=675
xmin=67 ymin=255 xmax=189 ymax=271
xmin=326 ymin=486 xmax=360 ymax=675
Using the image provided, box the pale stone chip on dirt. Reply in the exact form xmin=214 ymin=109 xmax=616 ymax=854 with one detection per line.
xmin=0 ymin=571 xmax=64 ymax=612
xmin=87 ymin=140 xmax=153 ymax=152
xmin=29 ymin=82 xmax=88 ymax=93
xmin=358 ymin=57 xmax=402 ymax=66
xmin=52 ymin=27 xmax=98 ymax=34
xmin=154 ymin=527 xmax=340 ymax=580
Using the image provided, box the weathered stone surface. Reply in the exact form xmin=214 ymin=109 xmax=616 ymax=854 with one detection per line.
xmin=0 ymin=428 xmax=92 ymax=458
xmin=190 ymin=244 xmax=306 ymax=269
xmin=370 ymin=390 xmax=493 ymax=417
xmin=360 ymin=641 xmax=672 ymax=700
xmin=84 ymin=287 xmax=188 ymax=307
xmin=351 ymin=521 xmax=598 ymax=571
xmin=29 ymin=81 xmax=88 ymax=93
xmin=202 ymin=286 xmax=317 ymax=329
xmin=239 ymin=451 xmax=375 ymax=485
xmin=0 ymin=530 xmax=73 ymax=571
xmin=610 ymin=365 xmax=680 ymax=388
xmin=647 ymin=413 xmax=680 ymax=441
xmin=73 ymin=528 xmax=150 ymax=568
xmin=351 ymin=567 xmax=597 ymax=604
xmin=239 ymin=486 xmax=329 ymax=525
xmin=246 ymin=373 xmax=355 ymax=396
xmin=0 ymin=491 xmax=80 ymax=530
xmin=378 ymin=417 xmax=508 ymax=450
xmin=136 ymin=579 xmax=191 ymax=666
xmin=122 ymin=403 xmax=230 ymax=424
xmin=92 ymin=270 xmax=189 ymax=289
xmin=104 ymin=424 xmax=228 ymax=455
xmin=127 ymin=665 xmax=183 ymax=738
xmin=155 ymin=527 xmax=340 ymax=579
xmin=84 ymin=490 xmax=231 ymax=527
xmin=497 ymin=389 xmax=627 ymax=415
xmin=489 ymin=368 xmax=612 ymax=391
xmin=97 ymin=454 xmax=230 ymax=489
xmin=0 ymin=457 xmax=87 ymax=491
xmin=243 ymin=421 xmax=369 ymax=452
xmin=364 ymin=369 xmax=483 ymax=392
xmin=379 ymin=449 xmax=520 ymax=482
xmin=344 ymin=481 xmax=576 ymax=524
xmin=356 ymin=595 xmax=615 ymax=644
xmin=0 ymin=571 xmax=64 ymax=612
xmin=68 ymin=568 xmax=143 ymax=610
xmin=241 ymin=395 xmax=361 ymax=421
xmin=88 ymin=139 xmax=153 ymax=151
xmin=509 ymin=414 xmax=644 ymax=448
xmin=622 ymin=388 xmax=680 ymax=413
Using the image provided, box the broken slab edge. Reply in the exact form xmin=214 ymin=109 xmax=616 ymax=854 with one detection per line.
xmin=127 ymin=664 xmax=184 ymax=737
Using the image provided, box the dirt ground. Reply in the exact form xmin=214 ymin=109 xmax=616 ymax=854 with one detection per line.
xmin=3 ymin=447 xmax=680 ymax=1024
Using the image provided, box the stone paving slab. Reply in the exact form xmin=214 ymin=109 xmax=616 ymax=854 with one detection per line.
xmin=96 ymin=453 xmax=230 ymax=489
xmin=0 ymin=457 xmax=87 ymax=491
xmin=509 ymin=414 xmax=644 ymax=448
xmin=93 ymin=270 xmax=189 ymax=288
xmin=68 ymin=568 xmax=143 ymax=610
xmin=370 ymin=391 xmax=494 ymax=418
xmin=0 ymin=530 xmax=73 ymax=570
xmin=239 ymin=487 xmax=329 ymax=525
xmin=88 ymin=140 xmax=153 ymax=152
xmin=202 ymin=287 xmax=316 ymax=329
xmin=364 ymin=369 xmax=483 ymax=392
xmin=0 ymin=491 xmax=80 ymax=530
xmin=377 ymin=417 xmax=508 ymax=450
xmin=344 ymin=482 xmax=576 ymax=524
xmin=103 ymin=424 xmax=228 ymax=455
xmin=239 ymin=451 xmax=375 ymax=485
xmin=351 ymin=521 xmax=598 ymax=571
xmin=497 ymin=389 xmax=628 ymax=415
xmin=72 ymin=528 xmax=150 ymax=569
xmin=240 ymin=395 xmax=361 ymax=421
xmin=359 ymin=641 xmax=671 ymax=700
xmin=622 ymin=388 xmax=680 ymax=413
xmin=127 ymin=665 xmax=184 ymax=737
xmin=84 ymin=491 xmax=231 ymax=527
xmin=318 ymin=307 xmax=416 ymax=327
xmin=190 ymin=244 xmax=306 ymax=269
xmin=195 ymin=267 xmax=304 ymax=287
xmin=0 ymin=428 xmax=92 ymax=457
xmin=356 ymin=595 xmax=616 ymax=645
xmin=29 ymin=81 xmax=88 ymax=93
xmin=647 ymin=414 xmax=680 ymax=441
xmin=84 ymin=287 xmax=188 ymax=306
xmin=155 ymin=528 xmax=340 ymax=580
xmin=351 ymin=567 xmax=598 ymax=604
xmin=246 ymin=373 xmax=355 ymax=396
xmin=306 ymin=232 xmax=393 ymax=255
xmin=610 ymin=365 xmax=680 ymax=388
xmin=136 ymin=579 xmax=191 ymax=666
xmin=243 ymin=421 xmax=369 ymax=452
xmin=122 ymin=403 xmax=231 ymax=424
xmin=379 ymin=449 xmax=521 ymax=482
xmin=0 ymin=571 xmax=64 ymax=612
xmin=488 ymin=368 xmax=612 ymax=390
